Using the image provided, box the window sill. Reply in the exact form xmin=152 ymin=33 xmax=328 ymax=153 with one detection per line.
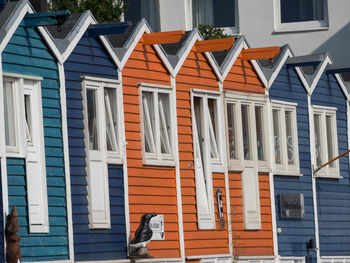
xmin=143 ymin=158 xmax=176 ymax=167
xmin=274 ymin=25 xmax=329 ymax=34
xmin=273 ymin=171 xmax=303 ymax=177
xmin=6 ymin=152 xmax=25 ymax=159
xmin=314 ymin=173 xmax=342 ymax=179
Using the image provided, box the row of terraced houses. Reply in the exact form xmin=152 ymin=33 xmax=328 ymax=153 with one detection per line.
xmin=0 ymin=1 xmax=350 ymax=263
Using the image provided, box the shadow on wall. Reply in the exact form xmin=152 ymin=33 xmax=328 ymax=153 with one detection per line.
xmin=313 ymin=22 xmax=350 ymax=64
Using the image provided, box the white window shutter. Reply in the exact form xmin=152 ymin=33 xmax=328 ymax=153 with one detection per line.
xmin=193 ymin=110 xmax=214 ymax=230
xmin=241 ymin=167 xmax=261 ymax=230
xmin=88 ymin=160 xmax=111 ymax=228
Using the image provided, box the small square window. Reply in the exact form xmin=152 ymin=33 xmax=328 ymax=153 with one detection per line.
xmin=140 ymin=85 xmax=175 ymax=166
xmin=272 ymin=102 xmax=300 ymax=175
xmin=274 ymin=0 xmax=328 ymax=32
xmin=312 ymin=106 xmax=339 ymax=177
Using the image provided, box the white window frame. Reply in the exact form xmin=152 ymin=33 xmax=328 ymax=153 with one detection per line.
xmin=188 ymin=0 xmax=239 ymax=35
xmin=311 ymin=105 xmax=340 ymax=178
xmin=139 ymin=83 xmax=176 ymax=166
xmin=82 ymin=76 xmax=123 ymax=229
xmin=3 ymin=73 xmax=49 ymax=233
xmin=191 ymin=90 xmax=225 ymax=230
xmin=273 ymin=0 xmax=329 ymax=32
xmin=225 ymin=92 xmax=270 ymax=173
xmin=271 ymin=100 xmax=300 ymax=176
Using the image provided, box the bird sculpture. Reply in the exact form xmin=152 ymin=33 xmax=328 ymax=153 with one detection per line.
xmin=129 ymin=212 xmax=157 ymax=258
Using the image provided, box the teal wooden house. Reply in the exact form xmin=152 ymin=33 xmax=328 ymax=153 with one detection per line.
xmin=0 ymin=0 xmax=73 ymax=261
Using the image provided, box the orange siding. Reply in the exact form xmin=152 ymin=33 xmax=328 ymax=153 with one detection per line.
xmin=176 ymin=51 xmax=230 ymax=256
xmin=223 ymin=55 xmax=265 ymax=94
xmin=229 ymin=172 xmax=274 ymax=256
xmin=123 ymin=42 xmax=181 ymax=258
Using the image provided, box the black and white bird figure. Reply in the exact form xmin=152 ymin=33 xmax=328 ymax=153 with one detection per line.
xmin=129 ymin=212 xmax=157 ymax=249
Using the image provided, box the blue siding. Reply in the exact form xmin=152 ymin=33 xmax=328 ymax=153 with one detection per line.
xmin=270 ymin=66 xmax=316 ymax=259
xmin=311 ymin=73 xmax=350 ymax=256
xmin=64 ymin=35 xmax=127 ymax=261
xmin=2 ymin=24 xmax=69 ymax=261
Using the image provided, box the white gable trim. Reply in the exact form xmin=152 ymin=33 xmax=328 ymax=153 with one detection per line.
xmin=173 ymin=30 xmax=201 ymax=77
xmin=334 ymin=73 xmax=350 ymax=101
xmin=118 ymin=20 xmax=174 ymax=75
xmin=0 ymin=0 xmax=63 ymax=63
xmin=221 ymin=38 xmax=244 ymax=81
xmin=267 ymin=49 xmax=291 ymax=88
xmin=204 ymin=52 xmax=223 ymax=82
xmin=309 ymin=56 xmax=332 ymax=95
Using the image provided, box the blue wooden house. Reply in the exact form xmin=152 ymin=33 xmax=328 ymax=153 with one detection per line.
xmin=0 ymin=0 xmax=73 ymax=261
xmin=306 ymin=54 xmax=350 ymax=263
xmin=258 ymin=46 xmax=317 ymax=262
xmin=46 ymin=11 xmax=130 ymax=261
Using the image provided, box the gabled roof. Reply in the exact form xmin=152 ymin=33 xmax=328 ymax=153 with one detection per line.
xmin=106 ymin=19 xmax=173 ymax=74
xmin=45 ymin=10 xmax=121 ymax=67
xmin=326 ymin=63 xmax=350 ymax=100
xmin=0 ymin=0 xmax=62 ymax=63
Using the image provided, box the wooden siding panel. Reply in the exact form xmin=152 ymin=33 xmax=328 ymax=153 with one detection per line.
xmin=223 ymin=56 xmax=264 ymax=94
xmin=229 ymin=172 xmax=274 ymax=257
xmin=64 ymin=36 xmax=127 ymax=261
xmin=176 ymin=51 xmax=229 ymax=257
xmin=312 ymin=73 xmax=350 ymax=257
xmin=123 ymin=42 xmax=181 ymax=258
xmin=270 ymin=66 xmax=315 ymax=258
xmin=2 ymin=24 xmax=69 ymax=261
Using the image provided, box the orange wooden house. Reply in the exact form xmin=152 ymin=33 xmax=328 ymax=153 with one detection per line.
xmin=107 ymin=20 xmax=185 ymax=260
xmin=215 ymin=37 xmax=279 ymax=260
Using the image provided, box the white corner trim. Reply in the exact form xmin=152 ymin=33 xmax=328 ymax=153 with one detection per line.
xmin=170 ymin=76 xmax=185 ymax=259
xmin=58 ymin=63 xmax=75 ymax=262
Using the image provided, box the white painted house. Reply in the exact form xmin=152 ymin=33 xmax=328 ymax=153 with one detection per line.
xmin=124 ymin=0 xmax=350 ymax=64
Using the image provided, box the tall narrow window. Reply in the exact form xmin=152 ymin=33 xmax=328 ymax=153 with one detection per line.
xmin=83 ymin=77 xmax=123 ymax=229
xmin=140 ymin=84 xmax=174 ymax=166
xmin=312 ymin=106 xmax=339 ymax=177
xmin=225 ymin=96 xmax=268 ymax=171
xmin=192 ymin=92 xmax=223 ymax=229
xmin=271 ymin=102 xmax=299 ymax=175
xmin=3 ymin=75 xmax=49 ymax=233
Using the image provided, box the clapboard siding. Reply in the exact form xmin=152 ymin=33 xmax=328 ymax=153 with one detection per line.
xmin=123 ymin=42 xmax=181 ymax=258
xmin=64 ymin=35 xmax=127 ymax=261
xmin=176 ymin=50 xmax=230 ymax=256
xmin=311 ymin=73 xmax=350 ymax=256
xmin=223 ymin=55 xmax=265 ymax=94
xmin=269 ymin=66 xmax=315 ymax=258
xmin=229 ymin=173 xmax=274 ymax=256
xmin=2 ymin=23 xmax=69 ymax=261
xmin=223 ymin=54 xmax=274 ymax=257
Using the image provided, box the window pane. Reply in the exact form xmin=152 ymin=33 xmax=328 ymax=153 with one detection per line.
xmin=314 ymin=114 xmax=322 ymax=166
xmin=194 ymin=97 xmax=204 ymax=160
xmin=285 ymin=110 xmax=295 ymax=165
xmin=281 ymin=0 xmax=325 ymax=23
xmin=104 ymin=88 xmax=118 ymax=152
xmin=192 ymin=0 xmax=214 ymax=27
xmin=326 ymin=115 xmax=335 ymax=168
xmin=24 ymin=94 xmax=33 ymax=145
xmin=241 ymin=105 xmax=251 ymax=160
xmin=142 ymin=91 xmax=156 ymax=153
xmin=208 ymin=98 xmax=219 ymax=160
xmin=255 ymin=106 xmax=265 ymax=161
xmin=273 ymin=109 xmax=282 ymax=164
xmin=4 ymin=81 xmax=17 ymax=147
xmin=158 ymin=93 xmax=171 ymax=154
xmin=227 ymin=103 xmax=237 ymax=160
xmin=213 ymin=0 xmax=236 ymax=27
xmin=87 ymin=89 xmax=99 ymax=150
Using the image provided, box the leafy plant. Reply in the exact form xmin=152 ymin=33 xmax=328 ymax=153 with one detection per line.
xmin=198 ymin=24 xmax=230 ymax=40
xmin=49 ymin=0 xmax=129 ymax=23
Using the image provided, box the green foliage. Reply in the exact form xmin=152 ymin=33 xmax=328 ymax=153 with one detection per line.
xmin=198 ymin=24 xmax=230 ymax=40
xmin=49 ymin=0 xmax=129 ymax=23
